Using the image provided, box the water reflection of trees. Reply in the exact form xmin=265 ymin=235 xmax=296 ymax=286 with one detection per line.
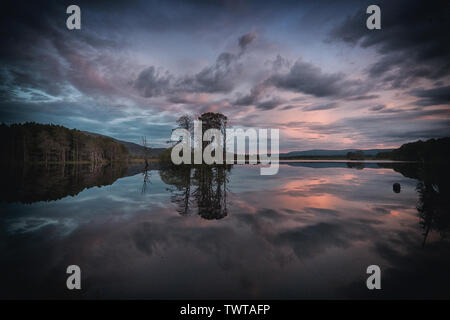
xmin=160 ymin=165 xmax=231 ymax=220
xmin=381 ymin=163 xmax=450 ymax=245
xmin=416 ymin=175 xmax=450 ymax=246
xmin=159 ymin=166 xmax=193 ymax=216
xmin=346 ymin=162 xmax=365 ymax=170
xmin=0 ymin=162 xmax=145 ymax=204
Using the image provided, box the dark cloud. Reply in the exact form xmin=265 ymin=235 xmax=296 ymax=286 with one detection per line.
xmin=329 ymin=0 xmax=450 ymax=87
xmin=233 ymin=84 xmax=266 ymax=106
xmin=238 ymin=32 xmax=257 ymax=52
xmin=176 ymin=52 xmax=240 ymax=93
xmin=232 ymin=83 xmax=286 ymax=110
xmin=368 ymin=104 xmax=404 ymax=114
xmin=134 ymin=66 xmax=173 ymax=98
xmin=256 ymin=97 xmax=284 ymax=110
xmin=346 ymin=95 xmax=379 ymax=101
xmin=409 ymin=86 xmax=450 ymax=107
xmin=302 ymin=103 xmax=338 ymax=111
xmin=280 ymin=105 xmax=298 ymax=110
xmin=269 ymin=54 xmax=291 ymax=72
xmin=135 ymin=49 xmax=247 ymax=97
xmin=266 ymin=58 xmax=369 ymax=98
xmin=166 ymin=94 xmax=191 ymax=104
xmin=369 ymin=104 xmax=386 ymax=112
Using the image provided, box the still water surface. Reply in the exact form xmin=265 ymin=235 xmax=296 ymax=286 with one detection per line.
xmin=1 ymin=162 xmax=449 ymax=299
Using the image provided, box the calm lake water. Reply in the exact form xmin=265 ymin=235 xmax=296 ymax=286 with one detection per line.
xmin=1 ymin=162 xmax=449 ymax=299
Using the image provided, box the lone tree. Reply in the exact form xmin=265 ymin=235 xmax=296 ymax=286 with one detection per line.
xmin=167 ymin=112 xmax=228 ymax=165
xmin=198 ymin=112 xmax=228 ymax=157
xmin=176 ymin=115 xmax=194 ymax=133
xmin=171 ymin=115 xmax=194 ymax=145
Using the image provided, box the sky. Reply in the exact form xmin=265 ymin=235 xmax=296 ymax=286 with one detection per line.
xmin=0 ymin=0 xmax=449 ymax=151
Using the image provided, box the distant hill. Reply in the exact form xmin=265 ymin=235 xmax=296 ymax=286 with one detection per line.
xmin=280 ymin=148 xmax=393 ymax=158
xmin=376 ymin=137 xmax=450 ymax=162
xmin=82 ymin=131 xmax=165 ymax=158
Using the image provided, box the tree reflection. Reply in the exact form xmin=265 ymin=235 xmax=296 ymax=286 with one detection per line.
xmin=193 ymin=166 xmax=229 ymax=220
xmin=159 ymin=166 xmax=193 ymax=216
xmin=0 ymin=162 xmax=144 ymax=203
xmin=346 ymin=162 xmax=365 ymax=170
xmin=417 ymin=179 xmax=450 ymax=246
xmin=160 ymin=165 xmax=231 ymax=220
xmin=386 ymin=163 xmax=450 ymax=246
xmin=141 ymin=167 xmax=151 ymax=194
xmin=414 ymin=165 xmax=450 ymax=246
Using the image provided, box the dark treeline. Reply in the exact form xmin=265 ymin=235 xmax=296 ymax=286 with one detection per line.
xmin=346 ymin=150 xmax=365 ymax=160
xmin=342 ymin=138 xmax=449 ymax=161
xmin=0 ymin=122 xmax=129 ymax=164
xmin=377 ymin=137 xmax=450 ymax=162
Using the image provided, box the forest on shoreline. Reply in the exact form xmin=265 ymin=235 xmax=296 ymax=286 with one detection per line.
xmin=0 ymin=122 xmax=130 ymax=165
